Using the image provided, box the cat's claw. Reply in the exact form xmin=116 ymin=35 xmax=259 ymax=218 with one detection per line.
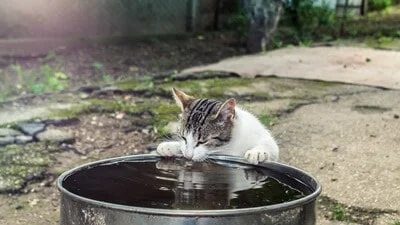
xmin=156 ymin=141 xmax=181 ymax=157
xmin=244 ymin=148 xmax=270 ymax=165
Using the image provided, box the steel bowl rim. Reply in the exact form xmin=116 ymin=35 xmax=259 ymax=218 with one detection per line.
xmin=57 ymin=154 xmax=322 ymax=216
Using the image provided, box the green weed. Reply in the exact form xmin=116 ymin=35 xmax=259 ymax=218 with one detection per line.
xmin=8 ymin=63 xmax=68 ymax=96
xmin=332 ymin=204 xmax=350 ymax=221
xmin=92 ymin=62 xmax=113 ymax=84
xmin=258 ymin=114 xmax=277 ymax=128
xmin=369 ymin=0 xmax=392 ymax=11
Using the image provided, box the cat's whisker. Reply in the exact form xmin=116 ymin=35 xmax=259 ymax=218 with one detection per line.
xmin=203 ymin=158 xmax=213 ymax=166
xmin=208 ymin=149 xmax=223 ymax=154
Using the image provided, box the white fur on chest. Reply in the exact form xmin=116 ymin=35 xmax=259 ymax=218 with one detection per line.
xmin=222 ymin=107 xmax=279 ymax=161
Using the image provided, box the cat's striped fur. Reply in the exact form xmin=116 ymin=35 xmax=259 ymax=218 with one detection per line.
xmin=157 ymin=88 xmax=279 ymax=164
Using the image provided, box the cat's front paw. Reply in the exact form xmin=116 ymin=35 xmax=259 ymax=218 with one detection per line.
xmin=244 ymin=148 xmax=270 ymax=165
xmin=157 ymin=141 xmax=181 ymax=157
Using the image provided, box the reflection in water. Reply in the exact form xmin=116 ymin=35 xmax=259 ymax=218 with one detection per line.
xmin=63 ymin=157 xmax=307 ymax=209
xmin=157 ymin=159 xmax=268 ymax=209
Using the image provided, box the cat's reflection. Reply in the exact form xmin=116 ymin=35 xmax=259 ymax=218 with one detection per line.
xmin=156 ymin=158 xmax=268 ymax=210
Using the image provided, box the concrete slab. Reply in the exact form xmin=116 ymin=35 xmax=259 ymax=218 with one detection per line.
xmin=183 ymin=47 xmax=400 ymax=89
xmin=318 ymin=219 xmax=361 ymax=225
xmin=0 ymin=103 xmax=77 ymax=125
xmin=374 ymin=214 xmax=400 ymax=225
xmin=273 ymin=90 xmax=400 ymax=211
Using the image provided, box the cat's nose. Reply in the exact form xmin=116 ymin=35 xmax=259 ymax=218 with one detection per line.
xmin=185 ymin=152 xmax=193 ymax=159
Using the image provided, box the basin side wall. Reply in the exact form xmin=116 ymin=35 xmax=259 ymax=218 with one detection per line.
xmin=59 ymin=194 xmax=317 ymax=225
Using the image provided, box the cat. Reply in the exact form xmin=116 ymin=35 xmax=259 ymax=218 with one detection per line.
xmin=156 ymin=88 xmax=279 ymax=165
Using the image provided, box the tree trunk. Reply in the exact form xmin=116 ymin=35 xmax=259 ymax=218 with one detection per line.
xmin=245 ymin=0 xmax=282 ymax=53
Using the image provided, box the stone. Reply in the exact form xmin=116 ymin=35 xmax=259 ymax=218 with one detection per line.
xmin=275 ymin=90 xmax=400 ymax=211
xmin=79 ymin=93 xmax=90 ymax=99
xmin=93 ymin=86 xmax=123 ymax=95
xmin=0 ymin=128 xmax=22 ymax=137
xmin=0 ymin=136 xmax=14 ymax=146
xmin=374 ymin=214 xmax=400 ymax=225
xmin=0 ymin=103 xmax=80 ymax=126
xmin=36 ymin=129 xmax=74 ymax=144
xmin=15 ymin=135 xmax=33 ymax=144
xmin=44 ymin=117 xmax=80 ymax=126
xmin=16 ymin=122 xmax=46 ymax=136
xmin=77 ymin=85 xmax=101 ymax=94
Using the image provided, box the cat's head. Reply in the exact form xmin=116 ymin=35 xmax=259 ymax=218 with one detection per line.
xmin=172 ymin=88 xmax=236 ymax=161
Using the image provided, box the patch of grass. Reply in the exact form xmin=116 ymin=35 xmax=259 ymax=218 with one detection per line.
xmin=48 ymin=98 xmax=179 ymax=137
xmin=151 ymin=104 xmax=180 ymax=136
xmin=161 ymin=77 xmax=253 ymax=98
xmin=48 ymin=103 xmax=93 ymax=119
xmin=5 ymin=63 xmax=69 ymax=98
xmin=258 ymin=114 xmax=278 ymax=128
xmin=0 ymin=51 xmax=70 ymax=100
xmin=392 ymin=221 xmax=400 ymax=225
xmin=0 ymin=73 xmax=17 ymax=101
xmin=332 ymin=204 xmax=351 ymax=221
xmin=369 ymin=0 xmax=392 ymax=12
xmin=116 ymin=76 xmax=154 ymax=90
xmin=117 ymin=76 xmax=253 ymax=99
xmin=0 ymin=143 xmax=55 ymax=193
xmin=92 ymin=62 xmax=113 ymax=84
xmin=336 ymin=35 xmax=400 ymax=50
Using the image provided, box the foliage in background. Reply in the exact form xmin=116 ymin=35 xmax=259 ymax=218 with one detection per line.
xmin=223 ymin=0 xmax=400 ymax=50
xmin=369 ymin=0 xmax=392 ymax=11
xmin=0 ymin=52 xmax=69 ymax=101
xmin=12 ymin=64 xmax=68 ymax=94
xmin=224 ymin=0 xmax=337 ymax=45
xmin=282 ymin=0 xmax=337 ymax=42
xmin=92 ymin=62 xmax=113 ymax=84
xmin=226 ymin=11 xmax=248 ymax=42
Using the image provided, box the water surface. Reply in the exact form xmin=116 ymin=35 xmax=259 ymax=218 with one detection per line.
xmin=63 ymin=158 xmax=309 ymax=209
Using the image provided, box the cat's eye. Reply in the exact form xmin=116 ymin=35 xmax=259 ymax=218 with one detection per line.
xmin=181 ymin=137 xmax=187 ymax=144
xmin=195 ymin=140 xmax=207 ymax=147
xmin=211 ymin=137 xmax=229 ymax=142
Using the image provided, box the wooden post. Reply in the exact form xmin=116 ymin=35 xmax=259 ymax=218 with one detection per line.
xmin=213 ymin=0 xmax=221 ymax=30
xmin=186 ymin=0 xmax=198 ymax=32
xmin=362 ymin=0 xmax=369 ymax=15
xmin=340 ymin=0 xmax=349 ymax=36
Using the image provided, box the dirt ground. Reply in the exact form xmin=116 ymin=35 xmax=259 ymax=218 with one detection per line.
xmin=0 ymin=34 xmax=245 ymax=92
xmin=1 ymin=34 xmax=400 ymax=225
xmin=0 ymin=35 xmax=245 ymax=225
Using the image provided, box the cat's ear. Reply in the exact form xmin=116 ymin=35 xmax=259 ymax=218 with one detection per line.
xmin=214 ymin=98 xmax=236 ymax=121
xmin=172 ymin=88 xmax=195 ymax=111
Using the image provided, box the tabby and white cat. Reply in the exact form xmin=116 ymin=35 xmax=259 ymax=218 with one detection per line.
xmin=157 ymin=88 xmax=279 ymax=164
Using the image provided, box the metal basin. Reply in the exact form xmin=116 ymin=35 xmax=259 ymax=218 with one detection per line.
xmin=57 ymin=154 xmax=321 ymax=225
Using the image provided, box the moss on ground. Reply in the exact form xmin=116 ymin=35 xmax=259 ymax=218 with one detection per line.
xmin=335 ymin=37 xmax=400 ymax=51
xmin=115 ymin=76 xmax=155 ymax=90
xmin=160 ymin=77 xmax=253 ymax=98
xmin=116 ymin=76 xmax=253 ymax=99
xmin=150 ymin=104 xmax=180 ymax=136
xmin=353 ymin=105 xmax=392 ymax=114
xmin=258 ymin=114 xmax=278 ymax=128
xmin=0 ymin=143 xmax=55 ymax=193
